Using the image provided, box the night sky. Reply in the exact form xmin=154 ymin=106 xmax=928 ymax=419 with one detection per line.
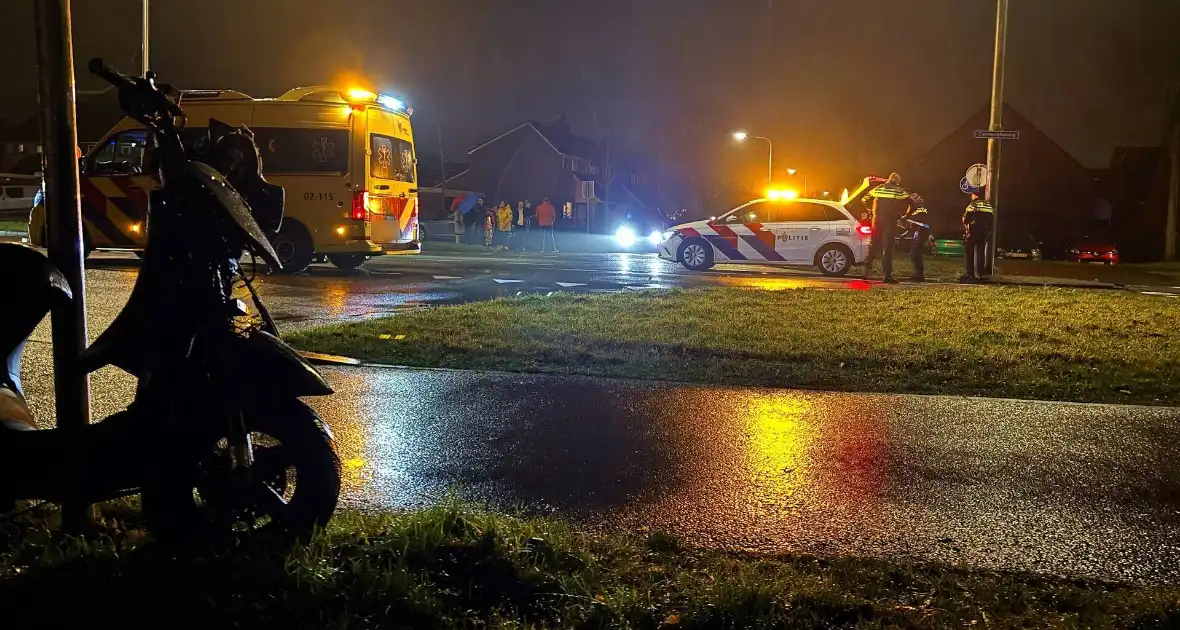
xmin=4 ymin=0 xmax=1179 ymax=192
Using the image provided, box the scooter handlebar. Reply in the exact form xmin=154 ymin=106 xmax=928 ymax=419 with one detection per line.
xmin=87 ymin=58 xmax=135 ymax=91
xmin=88 ymin=58 xmax=184 ymax=120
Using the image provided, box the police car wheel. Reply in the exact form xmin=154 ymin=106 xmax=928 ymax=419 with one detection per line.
xmin=816 ymin=244 xmax=853 ymax=277
xmin=678 ymin=238 xmax=714 ymax=271
xmin=271 ymin=221 xmax=315 ymax=274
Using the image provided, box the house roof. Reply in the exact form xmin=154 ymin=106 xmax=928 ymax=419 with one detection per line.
xmin=416 ymin=157 xmax=470 ymax=188
xmin=905 ymin=103 xmax=1086 ymax=173
xmin=468 ymin=118 xmax=606 ymax=162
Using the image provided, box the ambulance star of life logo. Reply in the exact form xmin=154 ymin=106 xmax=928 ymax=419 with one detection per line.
xmin=376 ymin=144 xmax=392 ymax=171
xmin=312 ymin=137 xmax=336 ymax=164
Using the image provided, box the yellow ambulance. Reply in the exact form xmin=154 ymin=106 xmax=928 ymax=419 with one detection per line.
xmin=29 ymin=86 xmax=420 ymax=273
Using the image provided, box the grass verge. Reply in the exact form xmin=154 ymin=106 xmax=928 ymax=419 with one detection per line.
xmin=289 ymin=286 xmax=1180 ymax=406
xmin=0 ymin=220 xmax=27 ymax=233
xmin=2 ymin=501 xmax=1177 ymax=628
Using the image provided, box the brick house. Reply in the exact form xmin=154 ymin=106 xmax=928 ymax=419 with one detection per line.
xmin=902 ymin=104 xmax=1096 ymax=241
xmin=444 ymin=116 xmax=669 ymax=232
xmin=1101 ymin=146 xmax=1175 ymax=262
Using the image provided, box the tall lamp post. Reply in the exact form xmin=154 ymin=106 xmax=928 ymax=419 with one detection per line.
xmin=141 ymin=0 xmax=149 ymax=75
xmin=787 ymin=167 xmax=808 ymax=197
xmin=35 ymin=0 xmax=92 ymax=532
xmin=984 ymin=0 xmax=1009 ymax=273
xmin=732 ymin=131 xmax=773 ymax=185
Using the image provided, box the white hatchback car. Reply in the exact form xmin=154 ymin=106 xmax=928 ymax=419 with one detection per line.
xmin=656 ymin=197 xmax=873 ymax=276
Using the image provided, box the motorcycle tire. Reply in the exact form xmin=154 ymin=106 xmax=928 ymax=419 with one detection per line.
xmin=142 ymin=398 xmax=341 ymax=545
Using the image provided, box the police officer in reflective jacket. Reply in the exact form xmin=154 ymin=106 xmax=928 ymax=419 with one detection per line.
xmin=863 ymin=172 xmax=912 ymax=283
xmin=961 ymin=189 xmax=995 ymax=283
xmin=900 ymin=193 xmax=932 ymax=282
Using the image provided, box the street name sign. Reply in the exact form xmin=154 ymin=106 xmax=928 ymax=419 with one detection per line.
xmin=974 ymin=129 xmax=1020 ymax=140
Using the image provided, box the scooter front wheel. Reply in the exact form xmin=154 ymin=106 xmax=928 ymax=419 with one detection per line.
xmin=142 ymin=398 xmax=341 ymax=544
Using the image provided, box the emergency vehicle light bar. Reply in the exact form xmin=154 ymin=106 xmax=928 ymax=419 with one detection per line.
xmin=278 ymin=86 xmax=414 ymax=115
xmin=182 ymin=89 xmax=252 ymax=100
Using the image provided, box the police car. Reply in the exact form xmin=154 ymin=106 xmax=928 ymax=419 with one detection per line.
xmin=656 ymin=187 xmax=879 ymax=276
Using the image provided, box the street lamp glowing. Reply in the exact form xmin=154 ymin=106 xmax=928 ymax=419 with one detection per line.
xmin=731 ymin=132 xmax=772 ymax=183
xmin=785 ymin=168 xmax=808 ymax=196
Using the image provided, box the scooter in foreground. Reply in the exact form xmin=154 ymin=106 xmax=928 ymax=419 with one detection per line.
xmin=0 ymin=59 xmax=341 ymax=540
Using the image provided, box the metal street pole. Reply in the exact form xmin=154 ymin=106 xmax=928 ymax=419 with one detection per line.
xmin=34 ymin=0 xmax=93 ymax=532
xmin=141 ymin=0 xmax=150 ymax=75
xmin=1167 ymin=121 xmax=1179 ymax=261
xmin=764 ymin=138 xmax=773 ymax=185
xmin=984 ymin=0 xmax=1009 ymax=273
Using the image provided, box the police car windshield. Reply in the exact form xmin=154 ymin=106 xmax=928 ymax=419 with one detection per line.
xmin=717 ymin=201 xmax=763 ymax=223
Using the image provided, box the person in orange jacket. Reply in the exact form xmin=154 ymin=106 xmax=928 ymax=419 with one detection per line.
xmin=536 ymin=197 xmax=557 ymax=252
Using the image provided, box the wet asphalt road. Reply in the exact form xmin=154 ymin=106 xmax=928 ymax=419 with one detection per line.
xmin=74 ymin=250 xmax=894 ymax=329
xmin=22 ymin=361 xmax=1180 ymax=584
xmin=12 ymin=250 xmax=1180 ymax=585
xmin=308 ymin=368 xmax=1180 ymax=585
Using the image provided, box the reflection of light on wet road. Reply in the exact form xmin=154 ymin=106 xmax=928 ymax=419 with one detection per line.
xmin=323 ymin=280 xmax=350 ymax=319
xmin=744 ymin=394 xmax=815 ymax=513
xmin=314 ymin=368 xmax=425 ymax=508
xmin=711 ymin=276 xmax=836 ymax=290
xmin=646 ymin=254 xmax=664 ymax=276
xmin=618 ymin=254 xmax=631 ymax=274
xmin=313 ymin=368 xmax=373 ymax=496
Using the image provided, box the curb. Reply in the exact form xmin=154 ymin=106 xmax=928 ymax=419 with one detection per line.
xmin=983 ymin=278 xmax=1123 ymax=290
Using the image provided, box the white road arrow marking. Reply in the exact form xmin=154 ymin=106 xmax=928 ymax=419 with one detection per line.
xmin=493 ymin=278 xmax=523 ymax=284
xmin=555 ymin=282 xmax=587 ymax=288
xmin=432 ymin=275 xmax=463 ymax=280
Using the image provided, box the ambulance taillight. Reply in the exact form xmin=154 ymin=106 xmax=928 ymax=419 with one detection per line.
xmin=351 ymin=191 xmax=370 ymax=220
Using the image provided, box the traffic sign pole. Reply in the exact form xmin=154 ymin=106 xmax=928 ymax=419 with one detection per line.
xmin=34 ymin=0 xmax=93 ymax=532
xmin=984 ymin=0 xmax=1010 ymax=274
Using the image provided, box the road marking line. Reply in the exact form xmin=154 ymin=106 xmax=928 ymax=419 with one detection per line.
xmin=1141 ymin=291 xmax=1179 ymax=297
xmin=432 ymin=275 xmax=463 ymax=280
xmin=555 ymin=282 xmax=587 ymax=288
xmin=493 ymin=278 xmax=523 ymax=284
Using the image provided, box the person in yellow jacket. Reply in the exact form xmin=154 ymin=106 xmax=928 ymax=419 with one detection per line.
xmin=495 ymin=200 xmax=514 ymax=251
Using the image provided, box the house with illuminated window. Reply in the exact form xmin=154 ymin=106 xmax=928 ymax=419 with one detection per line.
xmin=442 ymin=116 xmax=677 ymax=232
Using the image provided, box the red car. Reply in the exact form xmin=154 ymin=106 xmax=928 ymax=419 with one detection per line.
xmin=1068 ymin=241 xmax=1120 ymax=265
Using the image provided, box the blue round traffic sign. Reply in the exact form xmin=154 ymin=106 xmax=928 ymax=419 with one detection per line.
xmin=959 ymin=177 xmax=972 ymax=194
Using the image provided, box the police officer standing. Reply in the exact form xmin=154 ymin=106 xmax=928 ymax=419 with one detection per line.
xmin=961 ymin=189 xmax=995 ymax=283
xmin=900 ymin=193 xmax=932 ymax=282
xmin=863 ymin=172 xmax=912 ymax=283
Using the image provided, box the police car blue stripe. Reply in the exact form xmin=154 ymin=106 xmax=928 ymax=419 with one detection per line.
xmin=704 ymin=235 xmax=747 ymax=261
xmin=739 ymin=233 xmax=785 ymax=262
